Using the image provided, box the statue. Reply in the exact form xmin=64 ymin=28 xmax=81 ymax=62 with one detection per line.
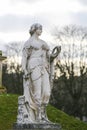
xmin=16 ymin=23 xmax=61 ymax=125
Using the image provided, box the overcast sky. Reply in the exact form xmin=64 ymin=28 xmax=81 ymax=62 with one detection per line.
xmin=0 ymin=0 xmax=87 ymax=48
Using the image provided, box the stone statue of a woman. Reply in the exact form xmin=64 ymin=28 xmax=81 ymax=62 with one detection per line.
xmin=16 ymin=23 xmax=61 ymax=124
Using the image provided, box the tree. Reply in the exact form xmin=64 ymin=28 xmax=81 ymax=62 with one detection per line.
xmin=5 ymin=41 xmax=23 ymax=56
xmin=50 ymin=25 xmax=87 ymax=119
xmin=2 ymin=42 xmax=24 ymax=94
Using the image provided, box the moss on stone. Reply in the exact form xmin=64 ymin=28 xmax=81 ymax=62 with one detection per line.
xmin=0 ymin=86 xmax=7 ymax=94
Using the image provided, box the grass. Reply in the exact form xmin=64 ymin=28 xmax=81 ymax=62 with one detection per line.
xmin=47 ymin=105 xmax=87 ymax=130
xmin=0 ymin=94 xmax=18 ymax=130
xmin=0 ymin=94 xmax=87 ymax=130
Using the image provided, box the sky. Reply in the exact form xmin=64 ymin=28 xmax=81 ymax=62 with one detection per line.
xmin=0 ymin=0 xmax=87 ymax=50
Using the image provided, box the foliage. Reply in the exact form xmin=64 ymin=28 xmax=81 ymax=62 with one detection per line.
xmin=2 ymin=63 xmax=23 ymax=94
xmin=0 ymin=94 xmax=87 ymax=130
xmin=5 ymin=42 xmax=23 ymax=57
xmin=50 ymin=69 xmax=87 ymax=120
xmin=2 ymin=42 xmax=24 ymax=94
xmin=50 ymin=25 xmax=87 ymax=120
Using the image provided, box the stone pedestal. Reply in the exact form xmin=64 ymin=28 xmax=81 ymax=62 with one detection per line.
xmin=0 ymin=50 xmax=7 ymax=94
xmin=13 ymin=122 xmax=61 ymax=130
xmin=13 ymin=96 xmax=61 ymax=130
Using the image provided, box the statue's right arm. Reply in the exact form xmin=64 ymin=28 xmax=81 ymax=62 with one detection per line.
xmin=22 ymin=47 xmax=29 ymax=75
xmin=22 ymin=41 xmax=32 ymax=77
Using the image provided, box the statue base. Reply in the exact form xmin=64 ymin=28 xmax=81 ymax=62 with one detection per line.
xmin=13 ymin=122 xmax=61 ymax=130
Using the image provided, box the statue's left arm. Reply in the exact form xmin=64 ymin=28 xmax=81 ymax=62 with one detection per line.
xmin=50 ymin=46 xmax=61 ymax=89
xmin=50 ymin=46 xmax=61 ymax=63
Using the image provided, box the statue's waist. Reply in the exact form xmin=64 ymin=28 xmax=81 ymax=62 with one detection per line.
xmin=30 ymin=50 xmax=46 ymax=58
xmin=28 ymin=58 xmax=48 ymax=69
xmin=30 ymin=54 xmax=46 ymax=59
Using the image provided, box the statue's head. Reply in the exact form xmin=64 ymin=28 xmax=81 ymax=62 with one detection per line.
xmin=29 ymin=23 xmax=42 ymax=36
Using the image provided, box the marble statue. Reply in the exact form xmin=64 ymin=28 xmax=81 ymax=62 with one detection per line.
xmin=16 ymin=23 xmax=61 ymax=124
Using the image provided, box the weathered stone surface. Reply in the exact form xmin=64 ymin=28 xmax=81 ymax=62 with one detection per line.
xmin=0 ymin=51 xmax=7 ymax=85
xmin=0 ymin=51 xmax=7 ymax=94
xmin=13 ymin=122 xmax=61 ymax=130
xmin=0 ymin=87 xmax=7 ymax=94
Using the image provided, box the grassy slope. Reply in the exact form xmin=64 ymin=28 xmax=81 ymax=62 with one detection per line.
xmin=0 ymin=94 xmax=87 ymax=130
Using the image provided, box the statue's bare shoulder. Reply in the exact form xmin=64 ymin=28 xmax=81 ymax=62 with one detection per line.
xmin=23 ymin=39 xmax=31 ymax=49
xmin=39 ymin=39 xmax=50 ymax=50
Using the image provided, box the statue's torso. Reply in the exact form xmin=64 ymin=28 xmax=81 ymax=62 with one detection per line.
xmin=24 ymin=39 xmax=49 ymax=70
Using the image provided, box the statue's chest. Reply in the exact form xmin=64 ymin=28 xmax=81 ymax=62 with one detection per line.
xmin=30 ymin=40 xmax=43 ymax=49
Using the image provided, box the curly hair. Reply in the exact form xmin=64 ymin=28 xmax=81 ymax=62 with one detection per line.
xmin=29 ymin=23 xmax=42 ymax=36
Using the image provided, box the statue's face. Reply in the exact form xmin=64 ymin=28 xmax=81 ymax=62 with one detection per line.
xmin=35 ymin=27 xmax=42 ymax=36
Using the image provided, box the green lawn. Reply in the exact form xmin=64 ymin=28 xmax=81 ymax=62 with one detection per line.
xmin=0 ymin=94 xmax=87 ymax=130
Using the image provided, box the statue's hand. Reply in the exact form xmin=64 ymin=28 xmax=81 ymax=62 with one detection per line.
xmin=23 ymin=70 xmax=30 ymax=80
xmin=50 ymin=46 xmax=61 ymax=62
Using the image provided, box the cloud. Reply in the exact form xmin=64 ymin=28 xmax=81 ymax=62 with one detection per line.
xmin=0 ymin=12 xmax=72 ymax=34
xmin=0 ymin=0 xmax=44 ymax=16
xmin=10 ymin=0 xmax=41 ymax=4
xmin=77 ymin=0 xmax=87 ymax=6
xmin=0 ymin=0 xmax=87 ymax=43
xmin=0 ymin=14 xmax=34 ymax=32
xmin=0 ymin=14 xmax=51 ymax=33
xmin=70 ymin=11 xmax=87 ymax=26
